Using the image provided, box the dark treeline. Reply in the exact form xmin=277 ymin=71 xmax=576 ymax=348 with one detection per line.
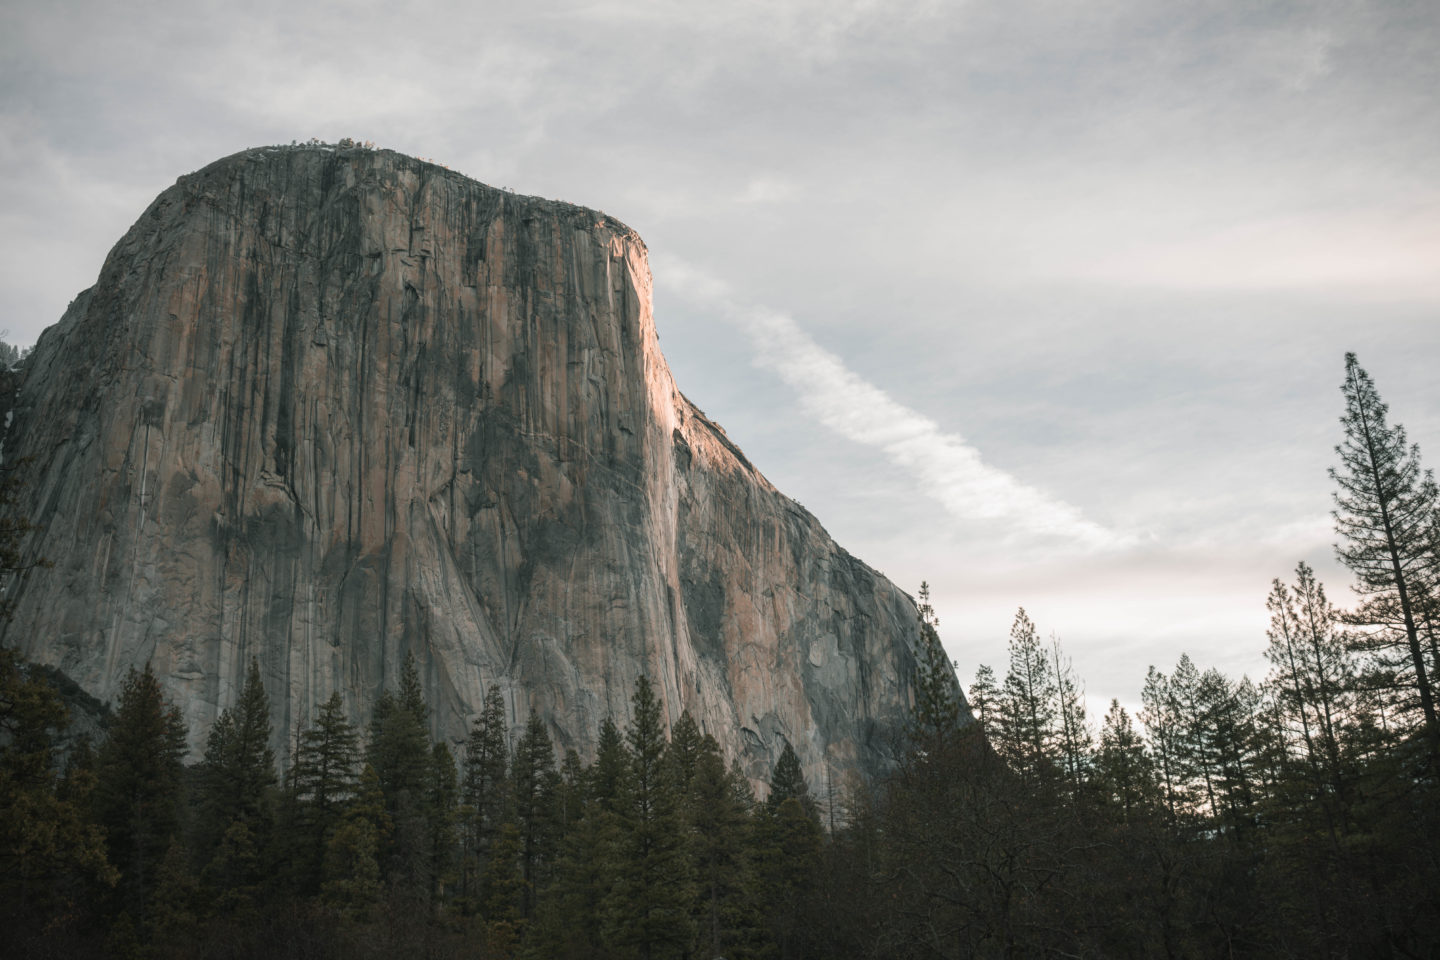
xmin=1 ymin=648 xmax=833 ymax=960
xmin=3 ymin=351 xmax=1439 ymax=959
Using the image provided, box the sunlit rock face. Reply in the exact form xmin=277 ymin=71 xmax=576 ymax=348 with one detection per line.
xmin=0 ymin=145 xmax=957 ymax=787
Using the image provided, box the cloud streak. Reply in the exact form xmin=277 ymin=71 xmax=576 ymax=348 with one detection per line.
xmin=661 ymin=260 xmax=1126 ymax=551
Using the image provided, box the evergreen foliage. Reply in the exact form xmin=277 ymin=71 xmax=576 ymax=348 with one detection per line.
xmin=0 ymin=647 xmax=116 ymax=942
xmin=91 ymin=663 xmax=188 ymax=929
xmin=606 ymin=675 xmax=695 ymax=959
xmin=285 ymin=690 xmax=361 ymax=893
xmin=1094 ymin=699 xmax=1154 ymax=820
xmin=910 ymin=581 xmax=962 ymax=745
xmin=196 ymin=657 xmax=275 ymax=900
xmin=767 ymin=740 xmax=810 ymax=811
xmin=511 ymin=707 xmax=557 ymax=919
xmin=1330 ymin=352 xmax=1440 ymax=757
xmin=459 ymin=681 xmax=509 ymax=913
xmin=966 ymin=662 xmax=998 ymax=730
xmin=366 ymin=653 xmax=434 ymax=904
xmin=996 ymin=607 xmax=1059 ymax=782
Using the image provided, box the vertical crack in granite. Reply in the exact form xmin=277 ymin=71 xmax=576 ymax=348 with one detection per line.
xmin=0 ymin=145 xmax=965 ymax=789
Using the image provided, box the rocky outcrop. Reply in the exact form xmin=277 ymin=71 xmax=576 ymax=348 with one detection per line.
xmin=0 ymin=145 xmax=958 ymax=789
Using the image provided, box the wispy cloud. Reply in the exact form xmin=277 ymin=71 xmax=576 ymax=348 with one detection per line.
xmin=660 ymin=259 xmax=1128 ymax=552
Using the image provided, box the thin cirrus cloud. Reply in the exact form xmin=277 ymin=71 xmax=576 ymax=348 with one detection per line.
xmin=660 ymin=258 xmax=1128 ymax=553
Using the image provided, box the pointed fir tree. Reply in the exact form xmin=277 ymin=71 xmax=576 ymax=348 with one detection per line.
xmin=428 ymin=740 xmax=458 ymax=905
xmin=1140 ymin=664 xmax=1184 ymax=821
xmin=996 ymin=607 xmax=1059 ymax=783
xmin=1051 ymin=636 xmax=1091 ymax=803
xmin=687 ymin=736 xmax=760 ymax=959
xmin=968 ymin=663 xmax=999 ymax=731
xmin=1330 ymin=352 xmax=1440 ymax=758
xmin=591 ymin=717 xmax=629 ymax=817
xmin=285 ymin=690 xmax=360 ymax=893
xmin=151 ymin=838 xmax=201 ymax=940
xmin=605 ymin=675 xmax=694 ymax=959
xmin=1176 ymin=663 xmax=1261 ymax=832
xmin=511 ymin=707 xmax=557 ymax=920
xmin=752 ymin=741 xmax=824 ymax=959
xmin=482 ymin=821 xmax=526 ymax=957
xmin=1094 ymin=699 xmax=1154 ymax=822
xmin=910 ymin=581 xmax=962 ymax=750
xmin=1264 ymin=563 xmax=1355 ymax=831
xmin=367 ymin=652 xmax=433 ymax=902
xmin=92 ymin=663 xmax=188 ymax=928
xmin=1167 ymin=653 xmax=1216 ymax=818
xmin=531 ymin=726 xmax=628 ymax=960
xmin=460 ymin=682 xmax=509 ymax=912
xmin=665 ymin=711 xmax=706 ymax=800
xmin=767 ymin=741 xmax=814 ymax=819
xmin=196 ymin=657 xmax=275 ymax=900
xmin=321 ymin=762 xmax=387 ymax=918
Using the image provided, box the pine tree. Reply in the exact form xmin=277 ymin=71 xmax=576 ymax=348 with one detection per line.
xmin=606 ymin=675 xmax=694 ymax=959
xmin=428 ymin=741 xmax=458 ymax=905
xmin=1264 ymin=564 xmax=1354 ymax=831
xmin=968 ymin=664 xmax=999 ymax=731
xmin=92 ymin=663 xmax=188 ymax=927
xmin=1167 ymin=654 xmax=1217 ymax=818
xmin=1051 ymin=636 xmax=1091 ymax=803
xmin=511 ymin=707 xmax=557 ymax=920
xmin=665 ymin=711 xmax=705 ymax=799
xmin=1094 ymin=699 xmax=1154 ymax=821
xmin=687 ymin=736 xmax=759 ymax=959
xmin=1140 ymin=664 xmax=1184 ymax=821
xmin=286 ymin=690 xmax=360 ymax=893
xmin=754 ymin=750 xmax=821 ymax=960
xmin=1196 ymin=671 xmax=1261 ymax=833
xmin=1330 ymin=353 xmax=1440 ymax=757
xmin=767 ymin=741 xmax=814 ymax=820
xmin=321 ymin=762 xmax=387 ymax=917
xmin=151 ymin=839 xmax=201 ymax=939
xmin=460 ymin=682 xmax=509 ymax=912
xmin=531 ymin=728 xmax=628 ymax=960
xmin=482 ymin=822 xmax=526 ymax=956
xmin=366 ymin=653 xmax=433 ymax=902
xmin=996 ymin=608 xmax=1059 ymax=782
xmin=196 ymin=657 xmax=275 ymax=900
xmin=910 ymin=582 xmax=962 ymax=748
xmin=205 ymin=818 xmax=263 ymax=914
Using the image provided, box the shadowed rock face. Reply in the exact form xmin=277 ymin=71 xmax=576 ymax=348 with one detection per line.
xmin=0 ymin=145 xmax=956 ymax=788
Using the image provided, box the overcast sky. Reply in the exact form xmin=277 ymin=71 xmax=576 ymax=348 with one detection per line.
xmin=4 ymin=0 xmax=1438 ymax=715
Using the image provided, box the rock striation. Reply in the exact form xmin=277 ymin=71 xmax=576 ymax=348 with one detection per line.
xmin=0 ymin=145 xmax=959 ymax=789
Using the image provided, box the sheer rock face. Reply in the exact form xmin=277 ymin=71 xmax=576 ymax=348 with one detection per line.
xmin=1 ymin=146 xmax=947 ymax=787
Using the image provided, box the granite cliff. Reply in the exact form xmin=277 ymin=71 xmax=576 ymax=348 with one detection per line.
xmin=0 ymin=144 xmax=958 ymax=788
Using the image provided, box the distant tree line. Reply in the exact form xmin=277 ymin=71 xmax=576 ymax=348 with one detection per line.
xmin=2 ymin=352 xmax=1438 ymax=958
xmin=0 ymin=649 xmax=829 ymax=960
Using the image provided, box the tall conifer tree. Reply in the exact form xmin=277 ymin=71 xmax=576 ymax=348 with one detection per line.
xmin=285 ymin=690 xmax=360 ymax=894
xmin=606 ymin=676 xmax=694 ymax=959
xmin=366 ymin=653 xmax=434 ymax=902
xmin=1330 ymin=353 xmax=1440 ymax=756
xmin=92 ymin=664 xmax=188 ymax=927
xmin=197 ymin=658 xmax=275 ymax=879
xmin=511 ymin=707 xmax=557 ymax=919
xmin=460 ymin=682 xmax=509 ymax=911
xmin=997 ymin=608 xmax=1058 ymax=782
